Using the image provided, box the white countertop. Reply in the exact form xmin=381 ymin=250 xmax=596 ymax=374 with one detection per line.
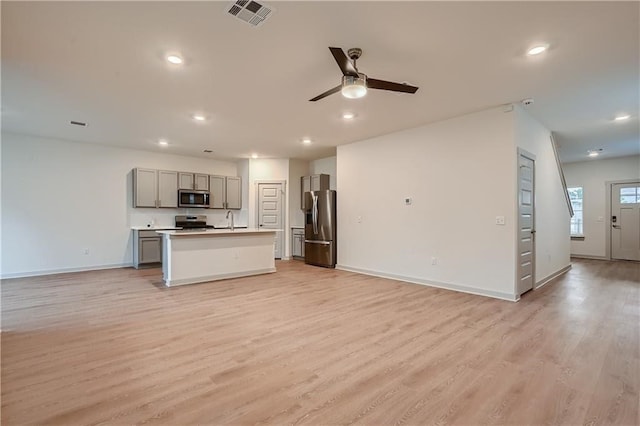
xmin=131 ymin=226 xmax=181 ymax=230
xmin=156 ymin=228 xmax=279 ymax=236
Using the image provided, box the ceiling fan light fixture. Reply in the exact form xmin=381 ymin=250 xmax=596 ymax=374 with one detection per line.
xmin=341 ymin=75 xmax=367 ymax=99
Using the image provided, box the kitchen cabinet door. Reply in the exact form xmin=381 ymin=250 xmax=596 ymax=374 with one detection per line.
xmin=300 ymin=174 xmax=329 ymax=209
xmin=158 ymin=170 xmax=178 ymax=208
xmin=195 ymin=174 xmax=209 ymax=191
xmin=291 ymin=228 xmax=305 ymax=259
xmin=226 ymin=177 xmax=242 ymax=209
xmin=178 ymin=172 xmax=194 ymax=190
xmin=301 ymin=176 xmax=311 ymax=209
xmin=139 ymin=237 xmax=162 ymax=263
xmin=311 ymin=174 xmax=330 ymax=191
xmin=209 ymin=175 xmax=226 ymax=209
xmin=134 ymin=168 xmax=158 ymax=208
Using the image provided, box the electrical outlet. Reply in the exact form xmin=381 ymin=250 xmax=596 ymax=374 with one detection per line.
xmin=431 ymin=257 xmax=438 ymax=265
xmin=495 ymin=216 xmax=506 ymax=225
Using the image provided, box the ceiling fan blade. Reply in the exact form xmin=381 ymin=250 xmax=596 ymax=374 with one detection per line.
xmin=309 ymin=85 xmax=342 ymax=102
xmin=367 ymin=78 xmax=419 ymax=94
xmin=329 ymin=47 xmax=359 ymax=77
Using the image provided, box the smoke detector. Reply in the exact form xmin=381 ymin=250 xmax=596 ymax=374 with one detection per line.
xmin=226 ymin=0 xmax=274 ymax=27
xmin=522 ymin=98 xmax=534 ymax=106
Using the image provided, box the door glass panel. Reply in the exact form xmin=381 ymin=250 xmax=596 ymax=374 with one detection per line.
xmin=620 ymin=187 xmax=636 ymax=196
xmin=620 ymin=195 xmax=637 ymax=204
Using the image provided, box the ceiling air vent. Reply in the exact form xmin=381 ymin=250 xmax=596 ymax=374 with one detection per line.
xmin=226 ymin=0 xmax=274 ymax=27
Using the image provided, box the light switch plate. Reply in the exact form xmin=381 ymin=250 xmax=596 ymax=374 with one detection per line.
xmin=495 ymin=216 xmax=506 ymax=225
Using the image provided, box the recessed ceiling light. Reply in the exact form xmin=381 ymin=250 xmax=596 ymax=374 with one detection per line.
xmin=527 ymin=45 xmax=548 ymax=56
xmin=251 ymin=153 xmax=258 ymax=159
xmin=614 ymin=114 xmax=630 ymax=121
xmin=587 ymin=149 xmax=602 ymax=157
xmin=342 ymin=112 xmax=355 ymax=120
xmin=302 ymin=138 xmax=312 ymax=145
xmin=166 ymin=55 xmax=183 ymax=64
xmin=192 ymin=114 xmax=206 ymax=122
xmin=158 ymin=139 xmax=169 ymax=146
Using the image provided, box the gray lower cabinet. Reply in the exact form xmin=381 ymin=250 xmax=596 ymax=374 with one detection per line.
xmin=291 ymin=228 xmax=305 ymax=259
xmin=133 ymin=230 xmax=164 ymax=268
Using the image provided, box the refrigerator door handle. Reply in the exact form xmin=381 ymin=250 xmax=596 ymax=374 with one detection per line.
xmin=312 ymin=194 xmax=319 ymax=234
xmin=305 ymin=240 xmax=331 ymax=245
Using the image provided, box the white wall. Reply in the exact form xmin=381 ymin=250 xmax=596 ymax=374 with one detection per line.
xmin=288 ymin=159 xmax=309 ymax=227
xmin=337 ymin=107 xmax=519 ymax=300
xmin=514 ymin=106 xmax=572 ymax=285
xmin=247 ymin=158 xmax=290 ymax=257
xmin=1 ymin=132 xmax=239 ymax=277
xmin=563 ymin=155 xmax=640 ymax=258
xmin=236 ymin=159 xmax=250 ymax=226
xmin=309 ymin=156 xmax=337 ymax=190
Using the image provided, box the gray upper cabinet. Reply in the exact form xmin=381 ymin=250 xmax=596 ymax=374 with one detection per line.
xmin=209 ymin=175 xmax=226 ymax=209
xmin=195 ymin=174 xmax=209 ymax=191
xmin=178 ymin=172 xmax=194 ymax=190
xmin=300 ymin=174 xmax=330 ymax=208
xmin=178 ymin=172 xmax=209 ymax=190
xmin=157 ymin=170 xmax=178 ymax=208
xmin=134 ymin=168 xmax=177 ymax=208
xmin=134 ymin=168 xmax=158 ymax=208
xmin=209 ymin=175 xmax=242 ymax=209
xmin=226 ymin=176 xmax=242 ymax=209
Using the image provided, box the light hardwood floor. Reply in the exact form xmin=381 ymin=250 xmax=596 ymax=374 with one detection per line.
xmin=2 ymin=259 xmax=638 ymax=425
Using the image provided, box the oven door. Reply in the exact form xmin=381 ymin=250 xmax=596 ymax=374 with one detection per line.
xmin=178 ymin=190 xmax=210 ymax=208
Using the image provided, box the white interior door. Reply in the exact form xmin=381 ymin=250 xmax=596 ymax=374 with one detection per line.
xmin=611 ymin=182 xmax=640 ymax=261
xmin=517 ymin=151 xmax=535 ymax=296
xmin=258 ymin=183 xmax=283 ymax=259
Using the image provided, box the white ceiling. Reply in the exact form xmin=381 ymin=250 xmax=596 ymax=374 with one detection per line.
xmin=2 ymin=1 xmax=638 ymax=163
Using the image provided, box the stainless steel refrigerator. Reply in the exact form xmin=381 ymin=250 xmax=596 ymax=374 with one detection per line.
xmin=303 ymin=190 xmax=337 ymax=268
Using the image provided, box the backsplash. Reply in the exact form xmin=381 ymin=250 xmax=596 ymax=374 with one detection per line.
xmin=129 ymin=208 xmax=249 ymax=229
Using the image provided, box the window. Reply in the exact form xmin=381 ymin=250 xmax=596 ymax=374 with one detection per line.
xmin=620 ymin=187 xmax=640 ymax=204
xmin=568 ymin=187 xmax=583 ymax=236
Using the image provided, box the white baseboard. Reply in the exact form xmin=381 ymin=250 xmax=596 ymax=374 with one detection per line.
xmin=0 ymin=263 xmax=133 ymax=279
xmin=535 ymin=264 xmax=572 ymax=290
xmin=570 ymin=254 xmax=609 ymax=260
xmin=165 ymin=267 xmax=276 ymax=287
xmin=336 ymin=264 xmax=518 ymax=302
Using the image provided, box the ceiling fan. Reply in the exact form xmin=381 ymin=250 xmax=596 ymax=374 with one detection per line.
xmin=309 ymin=47 xmax=419 ymax=102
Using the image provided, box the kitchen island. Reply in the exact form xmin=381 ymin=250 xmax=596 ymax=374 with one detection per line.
xmin=156 ymin=228 xmax=277 ymax=287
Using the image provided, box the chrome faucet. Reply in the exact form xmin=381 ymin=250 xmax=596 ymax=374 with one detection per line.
xmin=226 ymin=210 xmax=234 ymax=231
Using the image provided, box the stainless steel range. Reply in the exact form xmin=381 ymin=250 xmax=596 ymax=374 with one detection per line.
xmin=175 ymin=215 xmax=214 ymax=231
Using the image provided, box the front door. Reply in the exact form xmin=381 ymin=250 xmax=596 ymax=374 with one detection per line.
xmin=258 ymin=182 xmax=283 ymax=259
xmin=611 ymin=182 xmax=640 ymax=261
xmin=517 ymin=151 xmax=536 ymax=296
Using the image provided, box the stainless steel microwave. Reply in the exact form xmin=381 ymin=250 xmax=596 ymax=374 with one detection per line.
xmin=178 ymin=190 xmax=210 ymax=208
